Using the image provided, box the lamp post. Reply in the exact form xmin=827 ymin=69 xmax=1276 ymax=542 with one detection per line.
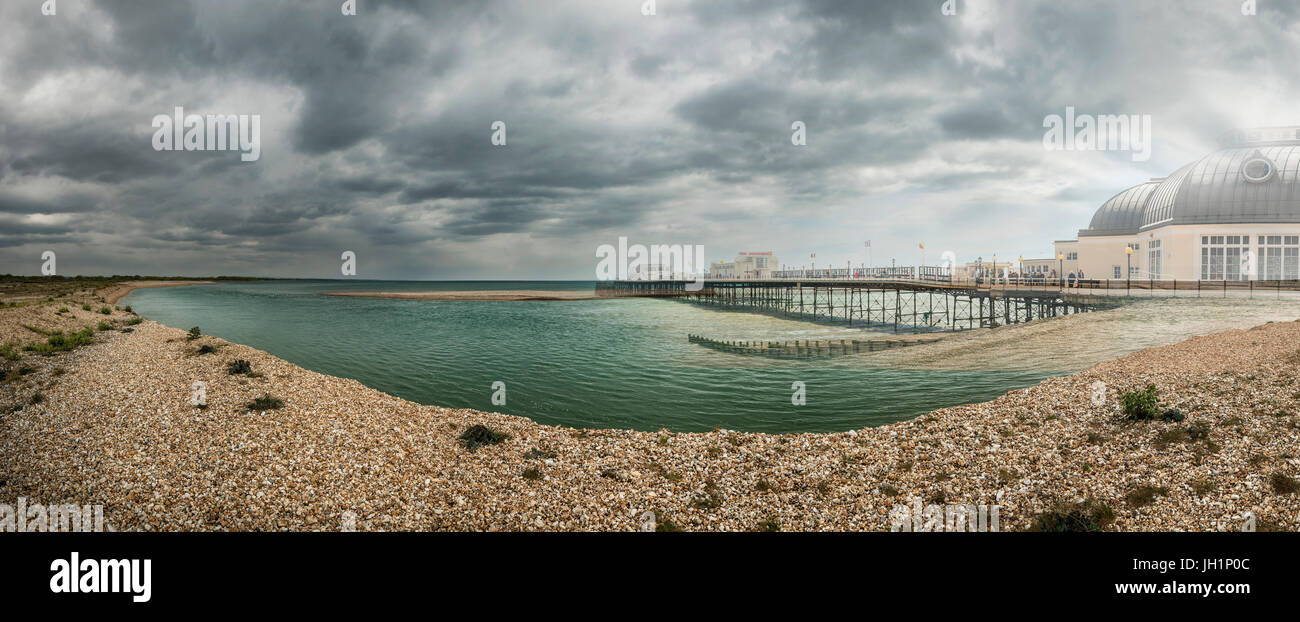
xmin=1018 ymin=255 xmax=1023 ymax=288
xmin=1125 ymin=246 xmax=1133 ymax=296
xmin=1057 ymin=253 xmax=1065 ymax=289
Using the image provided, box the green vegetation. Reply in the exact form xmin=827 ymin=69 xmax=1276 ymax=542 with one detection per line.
xmin=196 ymin=344 xmax=216 ymax=355
xmin=757 ymin=516 xmax=781 ymax=532
xmin=1126 ymin=485 xmax=1169 ymax=508
xmin=127 ymin=317 xmax=143 ymax=326
xmin=879 ymin=484 xmax=900 ymax=497
xmin=523 ymin=447 xmax=554 ymax=460
xmin=1120 ymin=385 xmax=1161 ymax=421
xmin=98 ymin=307 xmax=111 ymax=315
xmin=1270 ymin=473 xmax=1299 ymax=495
xmin=25 ymin=327 xmax=95 ymax=355
xmin=227 ymin=359 xmax=253 ymax=375
xmin=28 ymin=391 xmax=44 ymax=405
xmin=0 ymin=342 xmax=20 ymax=361
xmin=81 ymin=304 xmax=91 ymax=311
xmin=246 ymin=394 xmax=285 ymax=411
xmin=1030 ymin=499 xmax=1116 ymax=532
xmin=57 ymin=306 xmax=69 ymax=313
xmin=691 ymin=479 xmax=723 ymax=510
xmin=1190 ymin=478 xmax=1215 ymax=496
xmin=458 ymin=424 xmax=507 ymax=451
xmin=97 ymin=321 xmax=112 ymax=331
xmin=655 ymin=517 xmax=683 ymax=532
xmin=187 ymin=326 xmax=201 ymax=340
xmin=755 ymin=478 xmax=775 ymax=492
xmin=522 ymin=468 xmax=542 ymax=481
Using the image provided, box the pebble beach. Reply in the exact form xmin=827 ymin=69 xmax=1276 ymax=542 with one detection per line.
xmin=2 ymin=282 xmax=1298 ymax=532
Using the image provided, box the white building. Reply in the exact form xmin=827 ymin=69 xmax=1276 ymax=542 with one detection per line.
xmin=710 ymin=252 xmax=779 ymax=279
xmin=1055 ymin=127 xmax=1300 ymax=281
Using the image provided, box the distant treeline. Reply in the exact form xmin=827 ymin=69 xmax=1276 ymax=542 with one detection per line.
xmin=0 ymin=275 xmax=271 ymax=283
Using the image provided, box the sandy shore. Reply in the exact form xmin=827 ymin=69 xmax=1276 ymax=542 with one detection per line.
xmin=2 ymin=284 xmax=1298 ymax=531
xmin=325 ymin=290 xmax=598 ymax=301
xmin=101 ymin=280 xmax=214 ymax=305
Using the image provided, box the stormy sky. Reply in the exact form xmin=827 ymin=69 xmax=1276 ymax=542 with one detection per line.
xmin=2 ymin=0 xmax=1298 ymax=279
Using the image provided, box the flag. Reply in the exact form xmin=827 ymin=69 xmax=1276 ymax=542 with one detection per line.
xmin=864 ymin=240 xmax=871 ymax=248
xmin=918 ymin=243 xmax=925 ymax=250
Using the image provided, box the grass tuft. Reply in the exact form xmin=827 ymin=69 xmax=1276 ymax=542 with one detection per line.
xmin=246 ymin=394 xmax=285 ymax=411
xmin=458 ymin=424 xmax=507 ymax=451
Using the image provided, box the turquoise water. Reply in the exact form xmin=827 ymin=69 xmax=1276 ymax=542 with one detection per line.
xmin=122 ymin=280 xmax=1060 ymax=433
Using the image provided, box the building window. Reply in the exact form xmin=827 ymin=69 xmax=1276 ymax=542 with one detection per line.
xmin=1256 ymin=235 xmax=1300 ymax=280
xmin=1113 ymin=265 xmax=1121 ymax=279
xmin=1201 ymin=235 xmax=1251 ymax=280
xmin=1148 ymin=239 xmax=1162 ymax=278
xmin=1066 ymin=252 xmax=1078 ymax=261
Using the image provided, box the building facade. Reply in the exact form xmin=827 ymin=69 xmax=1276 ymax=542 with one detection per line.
xmin=1055 ymin=127 xmax=1300 ymax=281
xmin=710 ymin=252 xmax=779 ymax=279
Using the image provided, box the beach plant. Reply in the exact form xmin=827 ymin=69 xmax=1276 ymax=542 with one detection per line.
xmin=1120 ymin=384 xmax=1161 ymax=421
xmin=458 ymin=424 xmax=507 ymax=451
xmin=127 ymin=317 xmax=143 ymax=326
xmin=227 ymin=359 xmax=253 ymax=375
xmin=28 ymin=392 xmax=44 ymax=405
xmin=97 ymin=321 xmax=112 ymax=331
xmin=655 ymin=517 xmax=683 ymax=532
xmin=57 ymin=306 xmax=69 ymax=313
xmin=522 ymin=468 xmax=541 ymax=481
xmin=1125 ymin=485 xmax=1169 ymax=508
xmin=98 ymin=307 xmax=111 ymax=315
xmin=1271 ymin=473 xmax=1299 ymax=495
xmin=757 ymin=516 xmax=781 ymax=532
xmin=0 ymin=343 xmax=20 ymax=361
xmin=25 ymin=327 xmax=95 ymax=355
xmin=246 ymin=394 xmax=285 ymax=411
xmin=1030 ymin=499 xmax=1115 ymax=532
xmin=187 ymin=326 xmax=201 ymax=340
xmin=197 ymin=344 xmax=216 ymax=355
xmin=81 ymin=304 xmax=91 ymax=311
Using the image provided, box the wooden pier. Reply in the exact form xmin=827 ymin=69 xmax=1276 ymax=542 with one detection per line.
xmin=598 ymin=278 xmax=1111 ymax=333
xmin=687 ymin=334 xmax=942 ymax=358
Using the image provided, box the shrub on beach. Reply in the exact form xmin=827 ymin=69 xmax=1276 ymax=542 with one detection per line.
xmin=187 ymin=326 xmax=201 ymax=340
xmin=1120 ymin=385 xmax=1161 ymax=421
xmin=1030 ymin=499 xmax=1115 ymax=532
xmin=246 ymin=394 xmax=284 ymax=411
xmin=97 ymin=321 xmax=112 ymax=331
xmin=81 ymin=304 xmax=91 ymax=311
xmin=1271 ymin=473 xmax=1299 ymax=495
xmin=98 ymin=307 xmax=111 ymax=315
xmin=127 ymin=317 xmax=143 ymax=326
xmin=25 ymin=327 xmax=95 ymax=355
xmin=197 ymin=344 xmax=216 ymax=355
xmin=458 ymin=424 xmax=508 ymax=451
xmin=227 ymin=359 xmax=253 ymax=375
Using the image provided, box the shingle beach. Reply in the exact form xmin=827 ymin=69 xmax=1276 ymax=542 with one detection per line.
xmin=2 ymin=282 xmax=1298 ymax=531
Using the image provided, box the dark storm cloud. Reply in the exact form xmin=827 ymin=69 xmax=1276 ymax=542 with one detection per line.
xmin=0 ymin=0 xmax=1293 ymax=277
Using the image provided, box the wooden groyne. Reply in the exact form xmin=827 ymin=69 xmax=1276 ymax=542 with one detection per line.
xmin=688 ymin=334 xmax=942 ymax=359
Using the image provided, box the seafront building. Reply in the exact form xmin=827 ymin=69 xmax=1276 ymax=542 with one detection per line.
xmin=710 ymin=252 xmax=779 ymax=279
xmin=1054 ymin=127 xmax=1300 ymax=281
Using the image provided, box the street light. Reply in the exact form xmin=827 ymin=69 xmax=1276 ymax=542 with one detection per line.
xmin=1125 ymin=246 xmax=1133 ymax=296
xmin=1057 ymin=253 xmax=1065 ymax=289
